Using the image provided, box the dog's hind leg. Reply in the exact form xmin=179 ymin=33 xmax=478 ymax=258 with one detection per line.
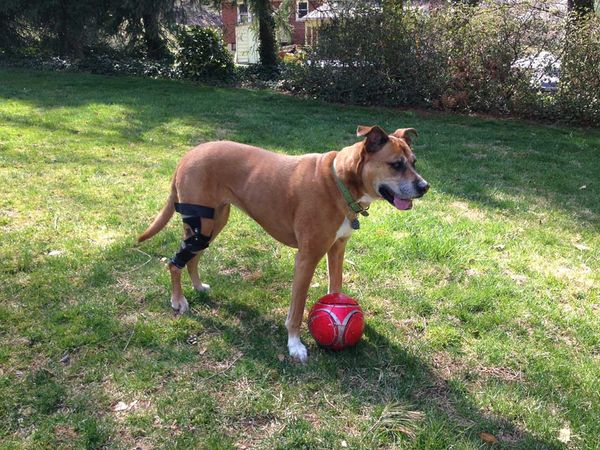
xmin=187 ymin=204 xmax=231 ymax=293
xmin=187 ymin=254 xmax=209 ymax=293
xmin=168 ymin=202 xmax=217 ymax=314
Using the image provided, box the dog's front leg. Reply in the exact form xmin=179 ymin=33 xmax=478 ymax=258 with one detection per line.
xmin=286 ymin=251 xmax=321 ymax=363
xmin=327 ymin=237 xmax=349 ymax=294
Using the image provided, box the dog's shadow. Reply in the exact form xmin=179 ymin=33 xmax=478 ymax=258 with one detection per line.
xmin=184 ymin=289 xmax=560 ymax=449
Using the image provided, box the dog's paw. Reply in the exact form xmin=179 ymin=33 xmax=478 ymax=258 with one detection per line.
xmin=288 ymin=337 xmax=308 ymax=363
xmin=171 ymin=296 xmax=189 ymax=314
xmin=194 ymin=283 xmax=210 ymax=293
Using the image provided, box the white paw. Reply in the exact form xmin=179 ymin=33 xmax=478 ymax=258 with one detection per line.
xmin=194 ymin=283 xmax=210 ymax=293
xmin=288 ymin=336 xmax=308 ymax=363
xmin=171 ymin=296 xmax=189 ymax=314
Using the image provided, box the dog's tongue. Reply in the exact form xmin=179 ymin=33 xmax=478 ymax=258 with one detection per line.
xmin=393 ymin=197 xmax=413 ymax=210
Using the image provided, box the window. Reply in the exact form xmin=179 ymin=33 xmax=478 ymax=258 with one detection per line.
xmin=238 ymin=2 xmax=249 ymax=24
xmin=297 ymin=1 xmax=308 ymax=19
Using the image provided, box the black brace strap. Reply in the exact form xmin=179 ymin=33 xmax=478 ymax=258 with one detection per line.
xmin=174 ymin=202 xmax=215 ymax=219
xmin=170 ymin=202 xmax=215 ymax=269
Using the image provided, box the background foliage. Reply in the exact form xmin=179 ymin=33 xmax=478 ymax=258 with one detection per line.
xmin=282 ymin=3 xmax=600 ymax=126
xmin=0 ymin=0 xmax=598 ymax=124
xmin=176 ymin=26 xmax=234 ymax=81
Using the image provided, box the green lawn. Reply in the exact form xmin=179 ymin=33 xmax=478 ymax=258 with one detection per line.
xmin=0 ymin=68 xmax=599 ymax=449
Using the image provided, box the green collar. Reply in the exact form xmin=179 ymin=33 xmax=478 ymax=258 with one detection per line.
xmin=332 ymin=158 xmax=370 ymax=217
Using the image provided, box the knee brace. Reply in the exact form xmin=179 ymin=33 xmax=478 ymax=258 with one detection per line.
xmin=170 ymin=203 xmax=215 ymax=269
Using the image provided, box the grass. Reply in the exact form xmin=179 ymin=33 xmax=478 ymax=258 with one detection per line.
xmin=0 ymin=67 xmax=598 ymax=449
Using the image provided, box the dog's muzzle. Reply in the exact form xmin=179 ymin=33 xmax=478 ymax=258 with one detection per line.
xmin=378 ymin=179 xmax=429 ymax=211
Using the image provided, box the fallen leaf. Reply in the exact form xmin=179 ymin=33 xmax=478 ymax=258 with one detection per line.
xmin=479 ymin=432 xmax=498 ymax=444
xmin=113 ymin=400 xmax=137 ymax=412
xmin=198 ymin=346 xmax=207 ymax=355
xmin=277 ymin=354 xmax=285 ymax=362
xmin=114 ymin=401 xmax=129 ymax=412
xmin=573 ymin=243 xmax=590 ymax=251
xmin=558 ymin=426 xmax=571 ymax=443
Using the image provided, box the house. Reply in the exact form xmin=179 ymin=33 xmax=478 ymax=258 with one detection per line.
xmin=221 ymin=1 xmax=323 ymax=64
xmin=298 ymin=2 xmax=336 ymax=47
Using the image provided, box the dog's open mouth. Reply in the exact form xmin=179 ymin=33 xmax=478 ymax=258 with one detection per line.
xmin=378 ymin=186 xmax=413 ymax=210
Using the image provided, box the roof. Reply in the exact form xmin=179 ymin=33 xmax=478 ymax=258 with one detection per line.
xmin=298 ymin=3 xmax=337 ymax=22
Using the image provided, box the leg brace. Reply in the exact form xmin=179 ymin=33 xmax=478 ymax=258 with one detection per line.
xmin=170 ymin=203 xmax=215 ymax=269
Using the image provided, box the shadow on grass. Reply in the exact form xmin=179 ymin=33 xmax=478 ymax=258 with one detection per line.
xmin=1 ymin=220 xmax=567 ymax=447
xmin=1 ymin=68 xmax=599 ymax=230
xmin=174 ymin=288 xmax=561 ymax=449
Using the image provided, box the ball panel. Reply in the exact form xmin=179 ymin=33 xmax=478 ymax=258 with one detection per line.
xmin=317 ymin=293 xmax=359 ymax=306
xmin=308 ymin=309 xmax=338 ymax=347
xmin=343 ymin=311 xmax=364 ymax=347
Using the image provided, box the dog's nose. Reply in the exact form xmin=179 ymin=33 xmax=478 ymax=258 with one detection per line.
xmin=416 ymin=180 xmax=429 ymax=195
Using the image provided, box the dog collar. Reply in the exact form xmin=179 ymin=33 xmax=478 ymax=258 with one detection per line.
xmin=332 ymin=158 xmax=370 ymax=218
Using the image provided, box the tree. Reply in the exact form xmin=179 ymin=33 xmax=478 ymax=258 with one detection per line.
xmin=0 ymin=0 xmax=176 ymax=59
xmin=210 ymin=0 xmax=278 ymax=67
xmin=111 ymin=0 xmax=178 ymax=59
xmin=251 ymin=0 xmax=277 ymax=67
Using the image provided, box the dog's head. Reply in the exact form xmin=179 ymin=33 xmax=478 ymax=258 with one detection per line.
xmin=356 ymin=125 xmax=429 ymax=210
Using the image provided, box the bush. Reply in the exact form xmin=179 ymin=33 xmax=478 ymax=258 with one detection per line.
xmin=0 ymin=53 xmax=179 ymax=79
xmin=281 ymin=3 xmax=599 ymax=126
xmin=175 ymin=26 xmax=234 ymax=82
xmin=555 ymin=14 xmax=600 ymax=125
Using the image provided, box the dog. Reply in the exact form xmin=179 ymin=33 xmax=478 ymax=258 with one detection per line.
xmin=138 ymin=125 xmax=429 ymax=362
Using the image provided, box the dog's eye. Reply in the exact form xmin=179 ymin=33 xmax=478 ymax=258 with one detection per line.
xmin=389 ymin=161 xmax=405 ymax=171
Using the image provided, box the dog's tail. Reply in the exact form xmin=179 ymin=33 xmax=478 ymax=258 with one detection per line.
xmin=138 ymin=179 xmax=177 ymax=243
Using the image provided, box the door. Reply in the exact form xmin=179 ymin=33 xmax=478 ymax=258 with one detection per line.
xmin=235 ymin=23 xmax=259 ymax=64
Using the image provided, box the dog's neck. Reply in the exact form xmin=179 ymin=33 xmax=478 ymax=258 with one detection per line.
xmin=333 ymin=144 xmax=369 ymax=204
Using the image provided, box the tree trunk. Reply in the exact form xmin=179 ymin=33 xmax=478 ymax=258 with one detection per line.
xmin=142 ymin=11 xmax=166 ymax=59
xmin=58 ymin=0 xmax=84 ymax=58
xmin=251 ymin=0 xmax=277 ymax=67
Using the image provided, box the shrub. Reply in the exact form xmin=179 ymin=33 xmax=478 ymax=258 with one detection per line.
xmin=281 ymin=2 xmax=599 ymax=126
xmin=175 ymin=26 xmax=234 ymax=82
xmin=0 ymin=53 xmax=179 ymax=79
xmin=555 ymin=14 xmax=600 ymax=125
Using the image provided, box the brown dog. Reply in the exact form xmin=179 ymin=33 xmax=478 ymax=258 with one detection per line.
xmin=138 ymin=125 xmax=429 ymax=362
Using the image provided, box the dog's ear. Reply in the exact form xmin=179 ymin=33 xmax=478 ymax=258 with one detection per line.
xmin=392 ymin=128 xmax=418 ymax=146
xmin=356 ymin=125 xmax=389 ymax=153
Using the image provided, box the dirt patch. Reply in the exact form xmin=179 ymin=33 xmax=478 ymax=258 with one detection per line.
xmin=430 ymin=351 xmax=468 ymax=380
xmin=450 ymin=201 xmax=487 ymax=222
xmin=219 ymin=267 xmax=263 ymax=282
xmin=54 ymin=424 xmax=79 ymax=445
xmin=476 ymin=365 xmax=523 ymax=382
xmin=415 ymin=380 xmax=475 ymax=428
xmin=503 ymin=269 xmax=528 ymax=285
xmin=232 ymin=415 xmax=284 ymax=449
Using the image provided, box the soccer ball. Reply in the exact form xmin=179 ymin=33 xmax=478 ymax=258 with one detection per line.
xmin=308 ymin=293 xmax=364 ymax=350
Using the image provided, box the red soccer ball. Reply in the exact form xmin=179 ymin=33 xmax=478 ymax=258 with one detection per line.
xmin=308 ymin=293 xmax=364 ymax=351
